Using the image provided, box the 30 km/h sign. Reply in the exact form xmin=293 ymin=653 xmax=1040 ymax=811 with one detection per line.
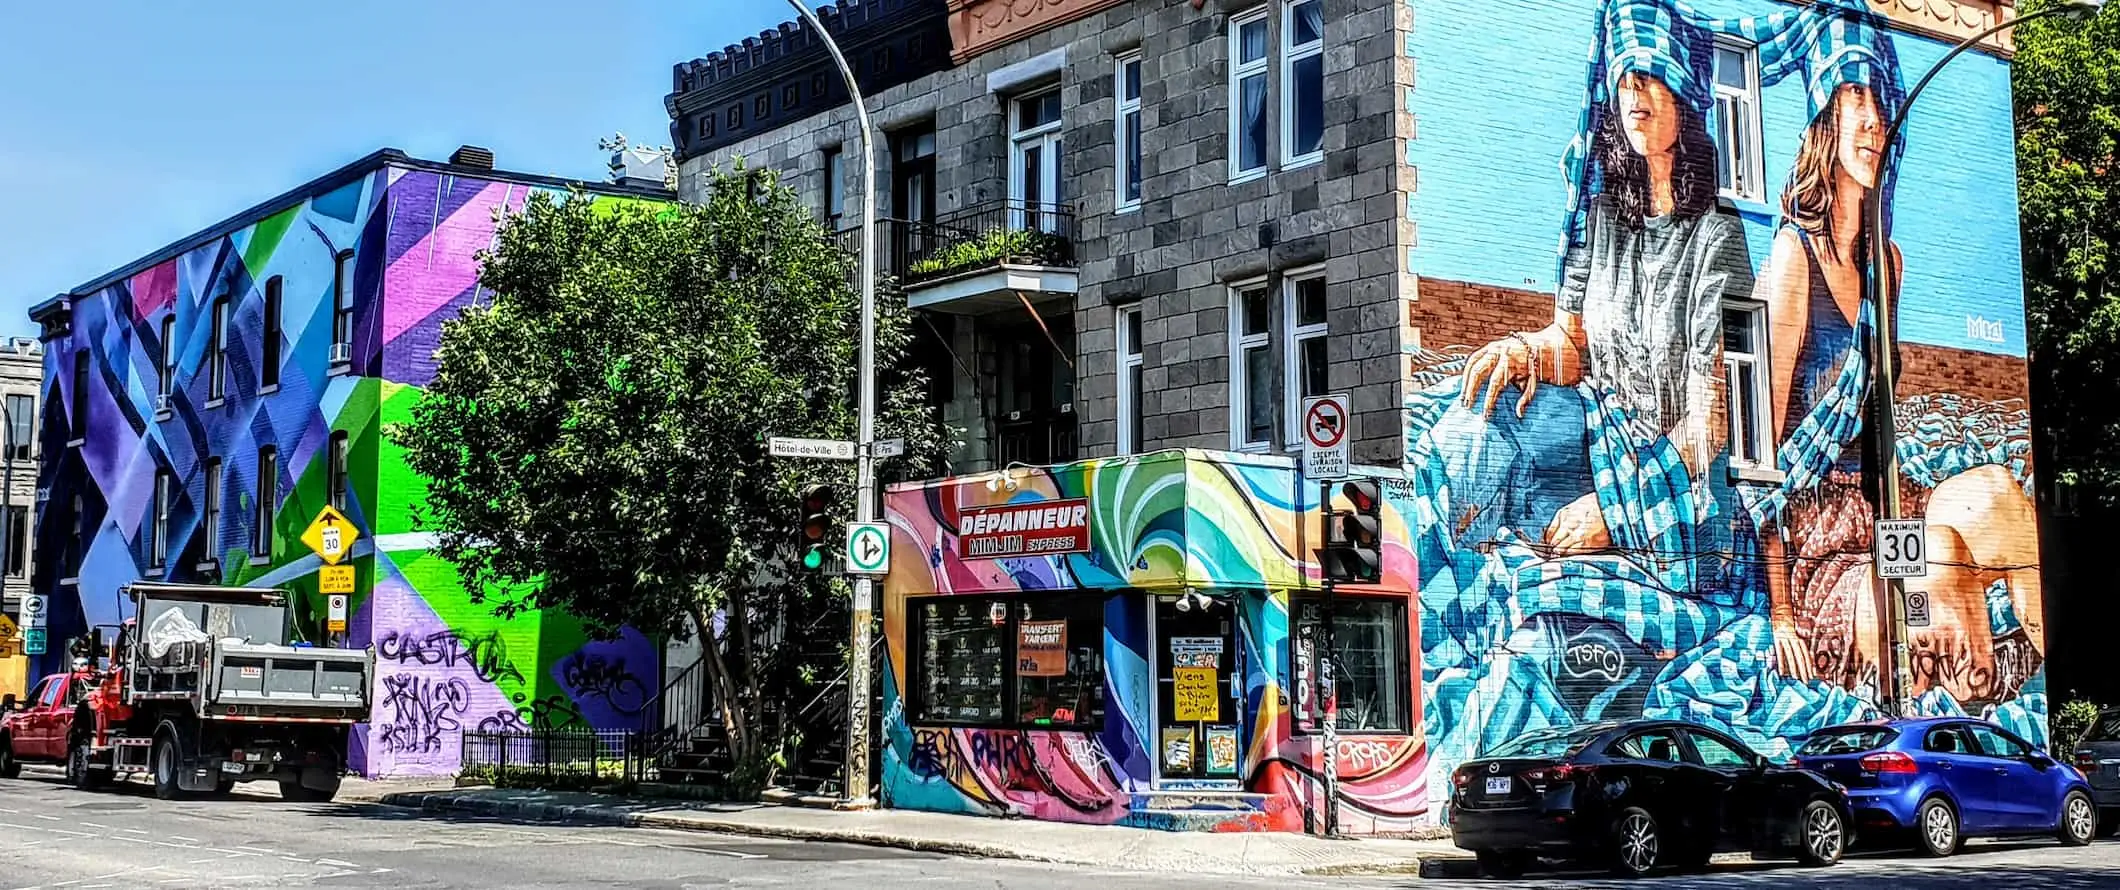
xmin=1301 ymin=394 xmax=1351 ymax=480
xmin=301 ymin=505 xmax=361 ymax=566
xmin=1874 ymin=519 xmax=1927 ymax=579
xmin=845 ymin=522 xmax=890 ymax=576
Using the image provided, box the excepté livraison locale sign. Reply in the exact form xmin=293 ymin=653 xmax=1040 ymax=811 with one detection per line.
xmin=956 ymin=498 xmax=1092 ymax=559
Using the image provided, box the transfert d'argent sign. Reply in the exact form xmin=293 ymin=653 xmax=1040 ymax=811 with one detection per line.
xmin=957 ymin=499 xmax=1092 ymax=559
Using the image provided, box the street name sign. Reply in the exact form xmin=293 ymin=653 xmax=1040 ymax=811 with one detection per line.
xmin=1301 ymin=394 xmax=1351 ymax=480
xmin=301 ymin=505 xmax=360 ymax=566
xmin=846 ymin=522 xmax=891 ymax=576
xmin=769 ymin=437 xmax=856 ymax=460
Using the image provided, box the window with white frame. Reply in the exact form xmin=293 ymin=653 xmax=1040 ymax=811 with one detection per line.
xmin=1010 ymin=89 xmax=1064 ymax=233
xmin=208 ymin=295 xmax=229 ymax=402
xmin=1722 ymin=304 xmax=1769 ymax=465
xmin=1117 ymin=305 xmax=1144 ymax=453
xmin=157 ymin=314 xmax=175 ymax=402
xmin=201 ymin=458 xmax=220 ymax=565
xmin=1230 ymin=281 xmax=1274 ymax=451
xmin=1282 ymin=271 xmax=1328 ymax=446
xmin=1282 ymin=0 xmax=1324 ymax=167
xmin=151 ymin=469 xmax=171 ymax=570
xmin=332 ymin=250 xmax=356 ymax=364
xmin=1229 ymin=7 xmax=1270 ymax=180
xmin=1115 ymin=53 xmax=1144 ymax=211
xmin=1712 ymin=40 xmax=1764 ymax=203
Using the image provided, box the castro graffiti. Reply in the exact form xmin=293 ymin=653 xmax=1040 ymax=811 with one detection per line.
xmin=379 ymin=628 xmax=525 ymax=685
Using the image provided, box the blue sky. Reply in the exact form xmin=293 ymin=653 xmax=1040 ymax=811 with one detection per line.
xmin=0 ymin=0 xmax=799 ymax=329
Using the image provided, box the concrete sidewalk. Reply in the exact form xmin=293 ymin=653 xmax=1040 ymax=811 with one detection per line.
xmin=367 ymin=785 xmax=1456 ymax=877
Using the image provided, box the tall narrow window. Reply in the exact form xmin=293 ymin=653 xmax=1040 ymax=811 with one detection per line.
xmin=822 ymin=147 xmax=845 ymax=228
xmin=1115 ymin=53 xmax=1144 ymax=211
xmin=1723 ymin=305 xmax=1770 ymax=465
xmin=151 ymin=469 xmax=171 ymax=570
xmin=254 ymin=445 xmax=277 ymax=556
xmin=5 ymin=394 xmax=30 ymax=462
xmin=201 ymin=458 xmax=221 ymax=565
xmin=1283 ymin=272 xmax=1328 ymax=446
xmin=332 ymin=250 xmax=356 ymax=365
xmin=3 ymin=505 xmax=25 ymax=578
xmin=1282 ymin=0 xmax=1325 ymax=166
xmin=68 ymin=350 xmax=87 ymax=445
xmin=1229 ymin=8 xmax=1270 ymax=180
xmin=262 ymin=276 xmax=283 ymax=389
xmin=1712 ymin=40 xmax=1764 ymax=203
xmin=208 ymin=295 xmax=229 ymax=401
xmin=1117 ymin=305 xmax=1145 ymax=454
xmin=157 ymin=314 xmax=176 ymax=403
xmin=328 ymin=431 xmax=349 ymax=511
xmin=1010 ymin=90 xmax=1064 ymax=233
xmin=68 ymin=494 xmax=83 ymax=578
xmin=1230 ymin=282 xmax=1274 ymax=451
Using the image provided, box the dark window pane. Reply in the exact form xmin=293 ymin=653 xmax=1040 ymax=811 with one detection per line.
xmin=1294 ymin=599 xmax=1408 ymax=732
xmin=1716 ymin=46 xmax=1748 ymax=89
xmin=1292 ymin=0 xmax=1322 ymax=45
xmin=1244 ymin=345 xmax=1273 ymax=443
xmin=1015 ymin=598 xmax=1105 ymax=729
xmin=1022 ymin=146 xmax=1043 ymax=206
xmin=1124 ymin=110 xmax=1142 ymax=202
xmin=1296 ymin=278 xmax=1327 ymax=327
xmin=255 ymin=448 xmax=277 ymax=555
xmin=5 ymin=506 xmax=25 ymax=577
xmin=1301 ymin=336 xmax=1328 ymax=398
xmin=1126 ymin=310 xmax=1143 ymax=357
xmin=1122 ymin=59 xmax=1141 ymax=101
xmin=1127 ymin=365 xmax=1144 ymax=451
xmin=263 ymin=278 xmax=282 ymax=387
xmin=1735 ymin=362 xmax=1760 ymax=463
xmin=1292 ymin=54 xmax=1324 ymax=157
xmin=1722 ymin=307 xmax=1755 ymax=353
xmin=913 ymin=597 xmax=1009 ymax=724
xmin=1242 ymin=288 xmax=1270 ymax=336
xmin=1240 ymin=75 xmax=1268 ymax=171
xmin=5 ymin=394 xmax=30 ymax=461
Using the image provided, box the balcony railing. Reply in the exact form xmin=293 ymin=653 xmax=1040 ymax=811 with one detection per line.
xmin=839 ymin=200 xmax=1076 ymax=286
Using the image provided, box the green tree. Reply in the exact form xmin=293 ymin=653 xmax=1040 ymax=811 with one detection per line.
xmin=391 ymin=166 xmax=951 ymax=791
xmin=2019 ymin=1 xmax=2120 ymax=506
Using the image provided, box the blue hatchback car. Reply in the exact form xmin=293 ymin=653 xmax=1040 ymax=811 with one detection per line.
xmin=1793 ymin=718 xmax=2097 ymax=856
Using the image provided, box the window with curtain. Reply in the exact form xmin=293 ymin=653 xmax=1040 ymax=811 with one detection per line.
xmin=1283 ymin=0 xmax=1325 ymax=164
xmin=5 ymin=394 xmax=30 ymax=461
xmin=1115 ymin=53 xmax=1143 ymax=210
xmin=1292 ymin=597 xmax=1410 ymax=733
xmin=1229 ymin=7 xmax=1270 ymax=179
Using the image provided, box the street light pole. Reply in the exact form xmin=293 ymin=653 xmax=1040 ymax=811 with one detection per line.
xmin=1869 ymin=0 xmax=2102 ymax=716
xmin=784 ymin=0 xmax=880 ymax=809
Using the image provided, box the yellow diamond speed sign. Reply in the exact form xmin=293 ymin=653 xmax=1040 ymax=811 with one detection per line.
xmin=301 ymin=505 xmax=360 ymax=565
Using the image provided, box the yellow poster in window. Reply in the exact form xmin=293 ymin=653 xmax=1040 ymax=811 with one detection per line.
xmin=1172 ymin=666 xmax=1218 ymax=722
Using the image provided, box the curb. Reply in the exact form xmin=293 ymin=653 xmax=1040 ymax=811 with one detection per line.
xmin=375 ymin=792 xmax=1049 ymax=864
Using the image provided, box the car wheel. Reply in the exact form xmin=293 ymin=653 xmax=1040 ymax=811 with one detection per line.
xmin=2099 ymin=810 xmax=2120 ymax=838
xmin=1796 ymin=799 xmax=1846 ymax=867
xmin=1917 ymin=797 xmax=1960 ymax=857
xmin=1610 ymin=806 xmax=1662 ymax=877
xmin=2060 ymin=791 xmax=2097 ymax=847
xmin=279 ymin=777 xmax=339 ymax=803
xmin=152 ymin=735 xmax=187 ymax=801
xmin=0 ymin=737 xmax=18 ymax=779
xmin=1475 ymin=849 xmax=1529 ymax=879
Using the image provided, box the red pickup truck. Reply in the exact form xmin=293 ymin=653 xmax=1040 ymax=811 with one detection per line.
xmin=0 ymin=670 xmax=99 ymax=778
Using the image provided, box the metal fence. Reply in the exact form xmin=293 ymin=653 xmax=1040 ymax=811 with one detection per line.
xmin=460 ymin=729 xmax=649 ymax=787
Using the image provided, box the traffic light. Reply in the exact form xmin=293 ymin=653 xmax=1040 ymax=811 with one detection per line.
xmin=800 ymin=484 xmax=836 ymax=571
xmin=1321 ymin=479 xmax=1382 ymax=583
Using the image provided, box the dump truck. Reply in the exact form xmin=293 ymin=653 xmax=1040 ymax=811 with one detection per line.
xmin=38 ymin=582 xmax=373 ymax=801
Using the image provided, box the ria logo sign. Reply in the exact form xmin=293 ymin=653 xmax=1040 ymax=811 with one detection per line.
xmin=1560 ymin=627 xmax=1628 ymax=682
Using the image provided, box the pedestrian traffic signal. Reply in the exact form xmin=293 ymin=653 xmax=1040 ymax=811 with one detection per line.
xmin=1321 ymin=479 xmax=1382 ymax=583
xmin=800 ymin=484 xmax=836 ymax=571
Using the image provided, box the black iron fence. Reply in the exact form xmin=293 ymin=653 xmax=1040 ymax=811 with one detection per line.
xmin=460 ymin=729 xmax=650 ymax=788
xmin=837 ymin=200 xmax=1077 ymax=286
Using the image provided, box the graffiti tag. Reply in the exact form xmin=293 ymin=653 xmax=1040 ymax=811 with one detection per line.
xmin=378 ymin=629 xmax=524 ymax=685
xmin=560 ymin=653 xmax=649 ymax=715
xmin=909 ymin=729 xmax=950 ymax=779
xmin=1336 ymin=739 xmax=1399 ymax=775
xmin=1561 ymin=629 xmax=1627 ymax=682
xmin=377 ymin=674 xmax=468 ymax=754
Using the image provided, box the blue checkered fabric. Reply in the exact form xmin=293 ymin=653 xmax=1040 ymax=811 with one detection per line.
xmin=1895 ymin=393 xmax=2034 ymax=495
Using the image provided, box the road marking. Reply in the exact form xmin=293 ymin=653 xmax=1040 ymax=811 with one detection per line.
xmin=119 ymin=828 xmax=147 ymax=835
xmin=186 ymin=858 xmax=218 ymax=865
xmin=43 ymin=828 xmax=92 ymax=838
xmin=76 ymin=822 xmax=106 ymax=829
xmin=369 ymin=868 xmax=393 ymax=874
xmin=32 ymin=814 xmax=58 ymax=821
xmin=167 ymin=835 xmax=198 ymax=843
xmin=315 ymin=858 xmax=356 ymax=868
xmin=234 ymin=845 xmax=273 ymax=854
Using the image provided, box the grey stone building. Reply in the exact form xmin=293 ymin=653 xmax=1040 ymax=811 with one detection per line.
xmin=0 ymin=337 xmax=38 ymax=619
xmin=669 ymin=0 xmax=1412 ymax=473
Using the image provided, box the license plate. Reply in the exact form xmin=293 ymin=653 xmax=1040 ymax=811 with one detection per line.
xmin=1485 ymin=776 xmax=1512 ymax=795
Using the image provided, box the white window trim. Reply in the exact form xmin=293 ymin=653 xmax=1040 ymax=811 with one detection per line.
xmin=201 ymin=459 xmax=221 ymax=567
xmin=1227 ymin=6 xmax=1270 ymax=183
xmin=158 ymin=315 xmax=176 ymax=401
xmin=1117 ymin=305 xmax=1144 ymax=454
xmin=1712 ymin=38 xmax=1766 ymax=204
xmin=1114 ymin=52 xmax=1144 ymax=214
xmin=1008 ymin=87 xmax=1065 ymax=231
xmin=1722 ymin=301 xmax=1771 ymax=467
xmin=1229 ymin=279 xmax=1273 ymax=453
xmin=1280 ymin=1 xmax=1324 ymax=170
xmin=151 ymin=470 xmax=170 ymax=571
xmin=1281 ymin=268 xmax=1328 ymax=449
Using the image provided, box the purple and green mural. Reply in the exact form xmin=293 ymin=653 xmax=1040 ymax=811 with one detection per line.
xmin=32 ymin=156 xmax=664 ymax=777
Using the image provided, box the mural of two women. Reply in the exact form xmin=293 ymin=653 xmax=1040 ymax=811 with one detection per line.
xmin=1409 ymin=0 xmax=2045 ymax=788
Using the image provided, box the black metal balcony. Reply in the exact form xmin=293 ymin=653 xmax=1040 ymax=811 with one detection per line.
xmin=839 ymin=200 xmax=1076 ymax=287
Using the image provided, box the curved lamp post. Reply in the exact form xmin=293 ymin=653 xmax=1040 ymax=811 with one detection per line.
xmin=1871 ymin=0 xmax=2103 ymax=717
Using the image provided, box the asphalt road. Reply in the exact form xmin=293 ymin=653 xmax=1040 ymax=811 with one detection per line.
xmin=2 ymin=767 xmax=2120 ymax=889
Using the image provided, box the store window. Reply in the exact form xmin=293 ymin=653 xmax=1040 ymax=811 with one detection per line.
xmin=910 ymin=594 xmax=1106 ymax=729
xmin=1292 ymin=597 xmax=1410 ymax=733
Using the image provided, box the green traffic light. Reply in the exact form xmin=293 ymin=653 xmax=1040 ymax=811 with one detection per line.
xmin=803 ymin=547 xmax=824 ymax=570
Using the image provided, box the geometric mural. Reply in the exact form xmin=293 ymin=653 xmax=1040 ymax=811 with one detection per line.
xmin=30 ymin=157 xmax=663 ymax=776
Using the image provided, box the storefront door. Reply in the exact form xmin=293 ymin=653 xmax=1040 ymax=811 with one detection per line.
xmin=1153 ymin=596 xmax=1241 ymax=785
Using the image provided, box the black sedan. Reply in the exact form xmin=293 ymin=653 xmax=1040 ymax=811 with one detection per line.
xmin=1449 ymin=719 xmax=1852 ymax=878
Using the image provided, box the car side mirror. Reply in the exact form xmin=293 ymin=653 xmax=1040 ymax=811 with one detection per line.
xmin=2029 ymin=753 xmax=2055 ymax=770
xmin=0 ymin=694 xmax=15 ymax=712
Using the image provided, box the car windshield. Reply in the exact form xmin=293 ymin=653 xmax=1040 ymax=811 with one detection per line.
xmin=1799 ymin=727 xmax=1896 ymax=755
xmin=1484 ymin=725 xmax=1604 ymax=760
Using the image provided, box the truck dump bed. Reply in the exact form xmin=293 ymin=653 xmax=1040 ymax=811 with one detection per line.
xmin=126 ymin=583 xmax=373 ymax=722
